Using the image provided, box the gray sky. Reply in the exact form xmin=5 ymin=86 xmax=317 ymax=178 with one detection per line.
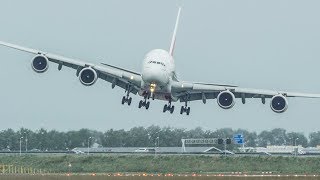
xmin=0 ymin=0 xmax=320 ymax=134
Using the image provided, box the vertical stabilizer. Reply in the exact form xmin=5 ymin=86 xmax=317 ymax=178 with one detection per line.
xmin=169 ymin=7 xmax=181 ymax=57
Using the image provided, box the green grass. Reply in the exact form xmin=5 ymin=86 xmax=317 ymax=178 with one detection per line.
xmin=0 ymin=154 xmax=319 ymax=174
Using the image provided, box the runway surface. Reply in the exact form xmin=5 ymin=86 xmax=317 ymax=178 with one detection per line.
xmin=0 ymin=174 xmax=319 ymax=180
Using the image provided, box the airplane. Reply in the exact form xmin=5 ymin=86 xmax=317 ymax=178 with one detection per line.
xmin=1 ymin=7 xmax=320 ymax=115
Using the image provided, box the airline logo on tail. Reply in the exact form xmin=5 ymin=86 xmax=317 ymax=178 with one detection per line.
xmin=169 ymin=7 xmax=181 ymax=57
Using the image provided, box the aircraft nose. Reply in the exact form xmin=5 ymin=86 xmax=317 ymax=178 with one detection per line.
xmin=142 ymin=67 xmax=168 ymax=85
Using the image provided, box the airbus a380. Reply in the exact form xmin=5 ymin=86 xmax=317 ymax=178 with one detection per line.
xmin=1 ymin=8 xmax=320 ymax=115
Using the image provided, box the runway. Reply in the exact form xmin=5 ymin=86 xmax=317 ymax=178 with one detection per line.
xmin=0 ymin=174 xmax=319 ymax=180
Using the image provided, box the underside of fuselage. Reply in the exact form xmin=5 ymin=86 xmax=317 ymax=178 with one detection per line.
xmin=138 ymin=90 xmax=173 ymax=101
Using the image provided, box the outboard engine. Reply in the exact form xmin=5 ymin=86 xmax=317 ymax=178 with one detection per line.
xmin=31 ymin=55 xmax=49 ymax=73
xmin=270 ymin=94 xmax=288 ymax=113
xmin=217 ymin=90 xmax=235 ymax=109
xmin=79 ymin=67 xmax=98 ymax=86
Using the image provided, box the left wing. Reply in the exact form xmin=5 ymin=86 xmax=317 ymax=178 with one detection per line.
xmin=171 ymin=81 xmax=320 ymax=113
xmin=0 ymin=41 xmax=142 ymax=94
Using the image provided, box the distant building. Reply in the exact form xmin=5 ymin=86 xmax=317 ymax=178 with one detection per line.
xmin=73 ymin=147 xmax=216 ymax=153
xmin=240 ymin=145 xmax=305 ymax=154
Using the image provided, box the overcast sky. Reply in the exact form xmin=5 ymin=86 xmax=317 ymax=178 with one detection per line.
xmin=0 ymin=0 xmax=320 ymax=134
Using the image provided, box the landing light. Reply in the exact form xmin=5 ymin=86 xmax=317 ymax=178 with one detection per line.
xmin=130 ymin=76 xmax=134 ymax=80
xmin=150 ymin=83 xmax=156 ymax=92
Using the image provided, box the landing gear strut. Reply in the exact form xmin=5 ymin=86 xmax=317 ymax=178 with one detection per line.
xmin=163 ymin=99 xmax=174 ymax=114
xmin=180 ymin=101 xmax=190 ymax=115
xmin=138 ymin=92 xmax=150 ymax=110
xmin=121 ymin=84 xmax=132 ymax=106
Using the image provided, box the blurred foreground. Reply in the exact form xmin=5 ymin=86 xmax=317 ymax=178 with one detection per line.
xmin=0 ymin=154 xmax=320 ymax=174
xmin=0 ymin=174 xmax=319 ymax=180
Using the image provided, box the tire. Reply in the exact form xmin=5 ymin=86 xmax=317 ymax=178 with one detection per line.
xmin=163 ymin=104 xmax=167 ymax=112
xmin=128 ymin=97 xmax=132 ymax=106
xmin=146 ymin=101 xmax=150 ymax=110
xmin=138 ymin=100 xmax=142 ymax=108
xmin=170 ymin=106 xmax=175 ymax=114
xmin=187 ymin=107 xmax=191 ymax=115
xmin=180 ymin=106 xmax=184 ymax=114
xmin=121 ymin=96 xmax=125 ymax=105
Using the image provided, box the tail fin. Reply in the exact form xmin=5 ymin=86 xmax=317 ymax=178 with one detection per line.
xmin=169 ymin=7 xmax=182 ymax=57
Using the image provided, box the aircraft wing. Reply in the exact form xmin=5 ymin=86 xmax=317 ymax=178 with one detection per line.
xmin=171 ymin=81 xmax=320 ymax=103
xmin=0 ymin=41 xmax=142 ymax=94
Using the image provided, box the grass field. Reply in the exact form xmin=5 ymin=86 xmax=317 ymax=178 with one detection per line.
xmin=0 ymin=154 xmax=320 ymax=174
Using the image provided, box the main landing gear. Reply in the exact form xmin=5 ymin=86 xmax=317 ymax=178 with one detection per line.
xmin=180 ymin=101 xmax=190 ymax=115
xmin=139 ymin=99 xmax=150 ymax=109
xmin=163 ymin=100 xmax=174 ymax=114
xmin=121 ymin=96 xmax=132 ymax=105
xmin=121 ymin=84 xmax=132 ymax=106
xmin=138 ymin=92 xmax=150 ymax=110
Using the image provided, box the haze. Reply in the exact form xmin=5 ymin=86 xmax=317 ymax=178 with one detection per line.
xmin=0 ymin=0 xmax=320 ymax=134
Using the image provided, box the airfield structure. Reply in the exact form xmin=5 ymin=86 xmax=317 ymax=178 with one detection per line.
xmin=181 ymin=138 xmax=221 ymax=153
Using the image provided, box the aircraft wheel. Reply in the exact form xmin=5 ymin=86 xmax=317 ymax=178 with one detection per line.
xmin=128 ymin=97 xmax=132 ymax=106
xmin=121 ymin=96 xmax=125 ymax=105
xmin=163 ymin=104 xmax=167 ymax=112
xmin=146 ymin=101 xmax=150 ymax=110
xmin=170 ymin=106 xmax=175 ymax=114
xmin=138 ymin=100 xmax=142 ymax=108
xmin=186 ymin=107 xmax=191 ymax=115
xmin=180 ymin=106 xmax=184 ymax=114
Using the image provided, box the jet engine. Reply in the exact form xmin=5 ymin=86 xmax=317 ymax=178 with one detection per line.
xmin=217 ymin=90 xmax=235 ymax=109
xmin=270 ymin=94 xmax=288 ymax=113
xmin=31 ymin=55 xmax=49 ymax=73
xmin=79 ymin=67 xmax=98 ymax=86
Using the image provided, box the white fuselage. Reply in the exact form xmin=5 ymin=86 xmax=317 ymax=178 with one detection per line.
xmin=140 ymin=49 xmax=176 ymax=101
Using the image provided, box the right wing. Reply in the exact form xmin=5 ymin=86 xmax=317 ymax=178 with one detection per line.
xmin=172 ymin=81 xmax=320 ymax=100
xmin=171 ymin=81 xmax=320 ymax=113
xmin=0 ymin=41 xmax=142 ymax=94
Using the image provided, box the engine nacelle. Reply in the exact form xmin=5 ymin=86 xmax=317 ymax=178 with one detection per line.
xmin=79 ymin=67 xmax=98 ymax=86
xmin=31 ymin=55 xmax=49 ymax=73
xmin=217 ymin=90 xmax=235 ymax=109
xmin=270 ymin=94 xmax=288 ymax=113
